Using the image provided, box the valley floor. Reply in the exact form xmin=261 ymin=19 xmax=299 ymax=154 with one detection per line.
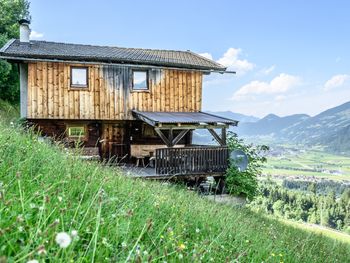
xmin=262 ymin=146 xmax=350 ymax=181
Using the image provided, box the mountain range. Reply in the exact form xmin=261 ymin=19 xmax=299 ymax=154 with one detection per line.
xmin=205 ymin=101 xmax=350 ymax=154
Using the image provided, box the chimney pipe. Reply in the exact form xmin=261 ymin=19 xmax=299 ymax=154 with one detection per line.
xmin=18 ymin=19 xmax=31 ymax=42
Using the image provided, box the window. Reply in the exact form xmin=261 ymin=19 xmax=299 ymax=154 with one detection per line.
xmin=71 ymin=67 xmax=88 ymax=88
xmin=68 ymin=126 xmax=86 ymax=138
xmin=132 ymin=70 xmax=148 ymax=91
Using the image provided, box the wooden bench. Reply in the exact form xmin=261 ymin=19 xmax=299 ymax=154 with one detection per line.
xmin=130 ymin=144 xmax=185 ymax=167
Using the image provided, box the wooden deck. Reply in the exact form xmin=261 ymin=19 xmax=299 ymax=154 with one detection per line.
xmin=116 ymin=146 xmax=229 ymax=179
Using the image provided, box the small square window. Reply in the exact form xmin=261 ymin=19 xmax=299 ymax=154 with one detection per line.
xmin=68 ymin=126 xmax=86 ymax=138
xmin=132 ymin=70 xmax=148 ymax=91
xmin=71 ymin=67 xmax=88 ymax=88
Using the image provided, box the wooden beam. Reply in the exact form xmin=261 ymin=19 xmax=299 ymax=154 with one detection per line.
xmin=157 ymin=124 xmax=229 ymax=130
xmin=171 ymin=129 xmax=189 ymax=146
xmin=154 ymin=128 xmax=172 ymax=147
xmin=168 ymin=128 xmax=173 ymax=143
xmin=221 ymin=127 xmax=227 ymax=146
xmin=208 ymin=128 xmax=224 ymax=146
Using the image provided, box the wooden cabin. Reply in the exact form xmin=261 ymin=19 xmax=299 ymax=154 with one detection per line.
xmin=0 ymin=20 xmax=237 ymax=178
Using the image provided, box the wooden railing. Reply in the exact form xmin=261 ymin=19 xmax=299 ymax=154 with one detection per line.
xmin=155 ymin=146 xmax=229 ymax=176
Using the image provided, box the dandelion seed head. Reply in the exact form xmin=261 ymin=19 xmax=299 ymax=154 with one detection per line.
xmin=55 ymin=232 xmax=72 ymax=248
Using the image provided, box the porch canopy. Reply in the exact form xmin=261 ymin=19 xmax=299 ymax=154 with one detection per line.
xmin=132 ymin=110 xmax=238 ymax=147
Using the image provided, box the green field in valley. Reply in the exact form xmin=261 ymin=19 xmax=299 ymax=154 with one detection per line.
xmin=262 ymin=147 xmax=350 ymax=181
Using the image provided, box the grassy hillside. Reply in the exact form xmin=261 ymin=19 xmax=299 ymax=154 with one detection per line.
xmin=0 ymin=123 xmax=350 ymax=262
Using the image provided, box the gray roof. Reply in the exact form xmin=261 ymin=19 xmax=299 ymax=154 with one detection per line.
xmin=0 ymin=39 xmax=226 ymax=71
xmin=132 ymin=110 xmax=238 ymax=126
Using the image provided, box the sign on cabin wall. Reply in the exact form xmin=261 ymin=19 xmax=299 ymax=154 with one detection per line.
xmin=27 ymin=62 xmax=203 ymax=120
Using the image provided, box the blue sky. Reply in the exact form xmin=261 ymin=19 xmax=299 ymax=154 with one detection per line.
xmin=29 ymin=0 xmax=350 ymax=117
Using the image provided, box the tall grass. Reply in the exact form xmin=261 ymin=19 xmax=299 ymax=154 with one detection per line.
xmin=0 ymin=99 xmax=19 ymax=122
xmin=0 ymin=122 xmax=349 ymax=262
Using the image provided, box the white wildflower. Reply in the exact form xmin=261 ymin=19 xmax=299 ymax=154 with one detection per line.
xmin=18 ymin=226 xmax=24 ymax=232
xmin=178 ymin=254 xmax=183 ymax=259
xmin=58 ymin=196 xmax=63 ymax=202
xmin=27 ymin=260 xmax=39 ymax=263
xmin=195 ymin=228 xmax=200 ymax=233
xmin=71 ymin=230 xmax=78 ymax=238
xmin=121 ymin=241 xmax=127 ymax=248
xmin=55 ymin=232 xmax=72 ymax=248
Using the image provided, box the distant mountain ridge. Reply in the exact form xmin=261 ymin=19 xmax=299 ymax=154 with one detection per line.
xmin=206 ymin=111 xmax=259 ymax=123
xmin=206 ymin=101 xmax=350 ymax=154
xmin=236 ymin=113 xmax=310 ymax=136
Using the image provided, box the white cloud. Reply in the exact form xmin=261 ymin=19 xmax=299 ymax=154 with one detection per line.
xmin=259 ymin=65 xmax=275 ymax=75
xmin=198 ymin=52 xmax=213 ymax=60
xmin=217 ymin=48 xmax=254 ymax=74
xmin=232 ymin=73 xmax=300 ymax=101
xmin=30 ymin=30 xmax=44 ymax=39
xmin=324 ymin=74 xmax=349 ymax=91
xmin=196 ymin=48 xmax=254 ymax=75
xmin=275 ymin=95 xmax=287 ymax=101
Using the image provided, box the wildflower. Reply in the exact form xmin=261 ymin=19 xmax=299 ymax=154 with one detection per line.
xmin=195 ymin=228 xmax=200 ymax=233
xmin=17 ymin=215 xmax=24 ymax=222
xmin=271 ymin=253 xmax=276 ymax=257
xmin=37 ymin=245 xmax=47 ymax=255
xmin=102 ymin=237 xmax=108 ymax=246
xmin=29 ymin=203 xmax=36 ymax=209
xmin=18 ymin=226 xmax=24 ymax=232
xmin=27 ymin=260 xmax=39 ymax=263
xmin=71 ymin=230 xmax=78 ymax=238
xmin=178 ymin=243 xmax=186 ymax=250
xmin=178 ymin=254 xmax=183 ymax=259
xmin=121 ymin=241 xmax=127 ymax=248
xmin=55 ymin=232 xmax=72 ymax=248
xmin=136 ymin=245 xmax=141 ymax=254
xmin=58 ymin=196 xmax=63 ymax=202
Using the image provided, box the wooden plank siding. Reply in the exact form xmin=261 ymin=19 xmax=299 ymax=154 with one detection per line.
xmin=27 ymin=62 xmax=203 ymax=120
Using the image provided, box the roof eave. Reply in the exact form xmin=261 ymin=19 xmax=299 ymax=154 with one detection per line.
xmin=0 ymin=54 xmax=228 ymax=72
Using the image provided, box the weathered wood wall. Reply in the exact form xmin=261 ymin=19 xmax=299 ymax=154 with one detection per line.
xmin=27 ymin=62 xmax=203 ymax=120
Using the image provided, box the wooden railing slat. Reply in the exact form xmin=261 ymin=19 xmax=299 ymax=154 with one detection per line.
xmin=155 ymin=146 xmax=229 ymax=176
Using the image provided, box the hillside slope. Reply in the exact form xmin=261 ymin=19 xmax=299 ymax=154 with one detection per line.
xmin=235 ymin=101 xmax=350 ymax=153
xmin=0 ymin=122 xmax=349 ymax=261
xmin=281 ymin=101 xmax=350 ymax=144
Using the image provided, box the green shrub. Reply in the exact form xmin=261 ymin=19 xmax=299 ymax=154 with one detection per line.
xmin=225 ymin=132 xmax=269 ymax=199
